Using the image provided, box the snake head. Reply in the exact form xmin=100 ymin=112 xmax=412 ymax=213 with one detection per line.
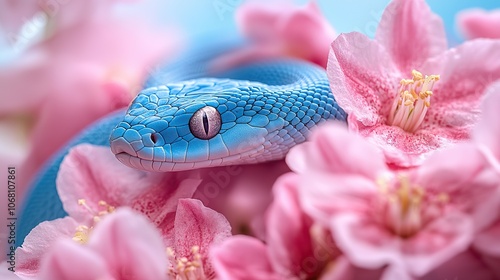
xmin=109 ymin=80 xmax=288 ymax=172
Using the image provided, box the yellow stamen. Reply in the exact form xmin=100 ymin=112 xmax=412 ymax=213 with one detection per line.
xmin=72 ymin=199 xmax=115 ymax=244
xmin=388 ymin=70 xmax=440 ymax=133
xmin=167 ymin=246 xmax=206 ymax=280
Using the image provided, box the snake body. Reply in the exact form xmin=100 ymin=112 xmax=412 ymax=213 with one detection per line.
xmin=17 ymin=41 xmax=346 ymax=244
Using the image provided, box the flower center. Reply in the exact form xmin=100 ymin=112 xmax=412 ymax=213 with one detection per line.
xmin=388 ymin=70 xmax=440 ymax=133
xmin=73 ymin=199 xmax=115 ymax=244
xmin=167 ymin=246 xmax=207 ymax=280
xmin=377 ymin=175 xmax=448 ymax=238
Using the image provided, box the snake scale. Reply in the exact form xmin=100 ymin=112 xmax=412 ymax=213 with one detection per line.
xmin=17 ymin=40 xmax=347 ymax=245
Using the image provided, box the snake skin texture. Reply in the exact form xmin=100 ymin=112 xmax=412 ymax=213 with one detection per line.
xmin=17 ymin=41 xmax=346 ymax=246
xmin=110 ymin=62 xmax=345 ymax=172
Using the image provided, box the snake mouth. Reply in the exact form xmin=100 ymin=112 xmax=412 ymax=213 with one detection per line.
xmin=115 ymin=152 xmax=230 ymax=172
xmin=115 ymin=152 xmax=183 ymax=172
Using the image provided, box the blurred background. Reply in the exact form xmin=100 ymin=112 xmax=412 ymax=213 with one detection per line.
xmin=1 ymin=0 xmax=499 ymax=61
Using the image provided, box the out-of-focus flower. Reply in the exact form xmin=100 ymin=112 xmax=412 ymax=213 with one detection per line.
xmin=37 ymin=208 xmax=168 ymax=280
xmin=0 ymin=262 xmax=21 ymax=280
xmin=0 ymin=0 xmax=180 ymax=197
xmin=15 ymin=144 xmax=201 ymax=277
xmin=469 ymin=81 xmax=500 ymax=279
xmin=472 ymin=81 xmax=500 ymax=174
xmin=0 ymin=0 xmax=41 ymax=36
xmin=289 ymin=123 xmax=500 ymax=279
xmin=212 ymin=173 xmax=341 ymax=279
xmin=457 ymin=9 xmax=500 ymax=40
xmin=211 ymin=1 xmax=335 ymax=71
xmin=17 ymin=200 xmax=231 ymax=280
xmin=211 ymin=235 xmax=281 ymax=280
xmin=327 ymin=0 xmax=500 ymax=168
xmin=194 ymin=160 xmax=289 ymax=238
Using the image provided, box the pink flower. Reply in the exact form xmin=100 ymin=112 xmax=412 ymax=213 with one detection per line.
xmin=327 ymin=0 xmax=500 ymax=167
xmin=289 ymin=123 xmax=500 ymax=278
xmin=17 ymin=200 xmax=231 ymax=280
xmin=469 ymin=81 xmax=500 ymax=278
xmin=0 ymin=0 xmax=180 ymax=196
xmin=0 ymin=262 xmax=21 ymax=280
xmin=211 ymin=1 xmax=335 ymax=71
xmin=473 ymin=81 xmax=500 ymax=174
xmin=16 ymin=144 xmax=232 ymax=279
xmin=15 ymin=144 xmax=202 ymax=276
xmin=37 ymin=208 xmax=168 ymax=280
xmin=457 ymin=9 xmax=500 ymax=39
xmin=211 ymin=235 xmax=281 ymax=280
xmin=56 ymin=144 xmax=201 ymax=233
xmin=193 ymin=160 xmax=289 ymax=238
xmin=165 ymin=199 xmax=232 ymax=280
xmin=211 ymin=173 xmax=341 ymax=279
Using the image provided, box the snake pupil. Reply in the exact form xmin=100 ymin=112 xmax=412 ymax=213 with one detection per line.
xmin=189 ymin=106 xmax=221 ymax=140
xmin=202 ymin=112 xmax=209 ymax=135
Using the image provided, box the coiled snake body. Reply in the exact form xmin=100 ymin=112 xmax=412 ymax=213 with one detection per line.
xmin=17 ymin=41 xmax=346 ymax=244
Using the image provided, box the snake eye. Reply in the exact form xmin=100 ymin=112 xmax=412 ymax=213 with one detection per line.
xmin=189 ymin=106 xmax=221 ymax=140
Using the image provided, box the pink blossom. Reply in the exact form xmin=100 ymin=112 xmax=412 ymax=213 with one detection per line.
xmin=0 ymin=0 xmax=42 ymax=36
xmin=0 ymin=0 xmax=180 ymax=197
xmin=16 ymin=144 xmax=232 ymax=279
xmin=17 ymin=200 xmax=231 ymax=280
xmin=15 ymin=144 xmax=202 ymax=277
xmin=211 ymin=235 xmax=281 ymax=280
xmin=473 ymin=81 xmax=500 ymax=174
xmin=470 ymin=81 xmax=500 ymax=279
xmin=211 ymin=1 xmax=335 ymax=71
xmin=327 ymin=0 xmax=500 ymax=168
xmin=193 ymin=160 xmax=289 ymax=238
xmin=289 ymin=122 xmax=500 ymax=278
xmin=165 ymin=199 xmax=232 ymax=280
xmin=211 ymin=173 xmax=341 ymax=279
xmin=37 ymin=208 xmax=168 ymax=280
xmin=457 ymin=9 xmax=500 ymax=39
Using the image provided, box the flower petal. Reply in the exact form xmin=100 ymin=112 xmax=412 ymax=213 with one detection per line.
xmin=56 ymin=144 xmax=201 ymax=224
xmin=402 ymin=213 xmax=473 ymax=276
xmin=327 ymin=32 xmax=400 ymax=126
xmin=231 ymin=1 xmax=335 ymax=68
xmin=474 ymin=81 xmax=500 ymax=173
xmin=0 ymin=263 xmax=21 ymax=279
xmin=474 ymin=220 xmax=500 ymax=257
xmin=267 ymin=173 xmax=338 ymax=278
xmin=211 ymin=235 xmax=279 ymax=280
xmin=355 ymin=124 xmax=443 ymax=167
xmin=286 ymin=122 xmax=387 ymax=179
xmin=376 ymin=0 xmax=447 ymax=73
xmin=331 ymin=211 xmax=473 ymax=276
xmin=318 ymin=256 xmax=385 ymax=280
xmin=0 ymin=1 xmax=40 ymax=35
xmin=88 ymin=208 xmax=168 ymax=280
xmin=414 ymin=143 xmax=500 ymax=231
xmin=457 ymin=9 xmax=500 ymax=40
xmin=173 ymin=199 xmax=232 ymax=277
xmin=299 ymin=174 xmax=378 ymax=227
xmin=421 ymin=39 xmax=500 ymax=117
xmin=15 ymin=217 xmax=80 ymax=278
xmin=38 ymin=239 xmax=111 ymax=280
xmin=421 ymin=250 xmax=497 ymax=280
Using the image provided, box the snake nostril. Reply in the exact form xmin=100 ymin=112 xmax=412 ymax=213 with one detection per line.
xmin=150 ymin=133 xmax=159 ymax=144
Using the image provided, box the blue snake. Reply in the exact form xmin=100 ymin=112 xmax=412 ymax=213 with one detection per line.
xmin=17 ymin=40 xmax=346 ymax=245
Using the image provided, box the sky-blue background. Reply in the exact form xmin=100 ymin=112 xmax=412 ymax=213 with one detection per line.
xmin=1 ymin=0 xmax=499 ymax=62
xmin=143 ymin=0 xmax=500 ymax=45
